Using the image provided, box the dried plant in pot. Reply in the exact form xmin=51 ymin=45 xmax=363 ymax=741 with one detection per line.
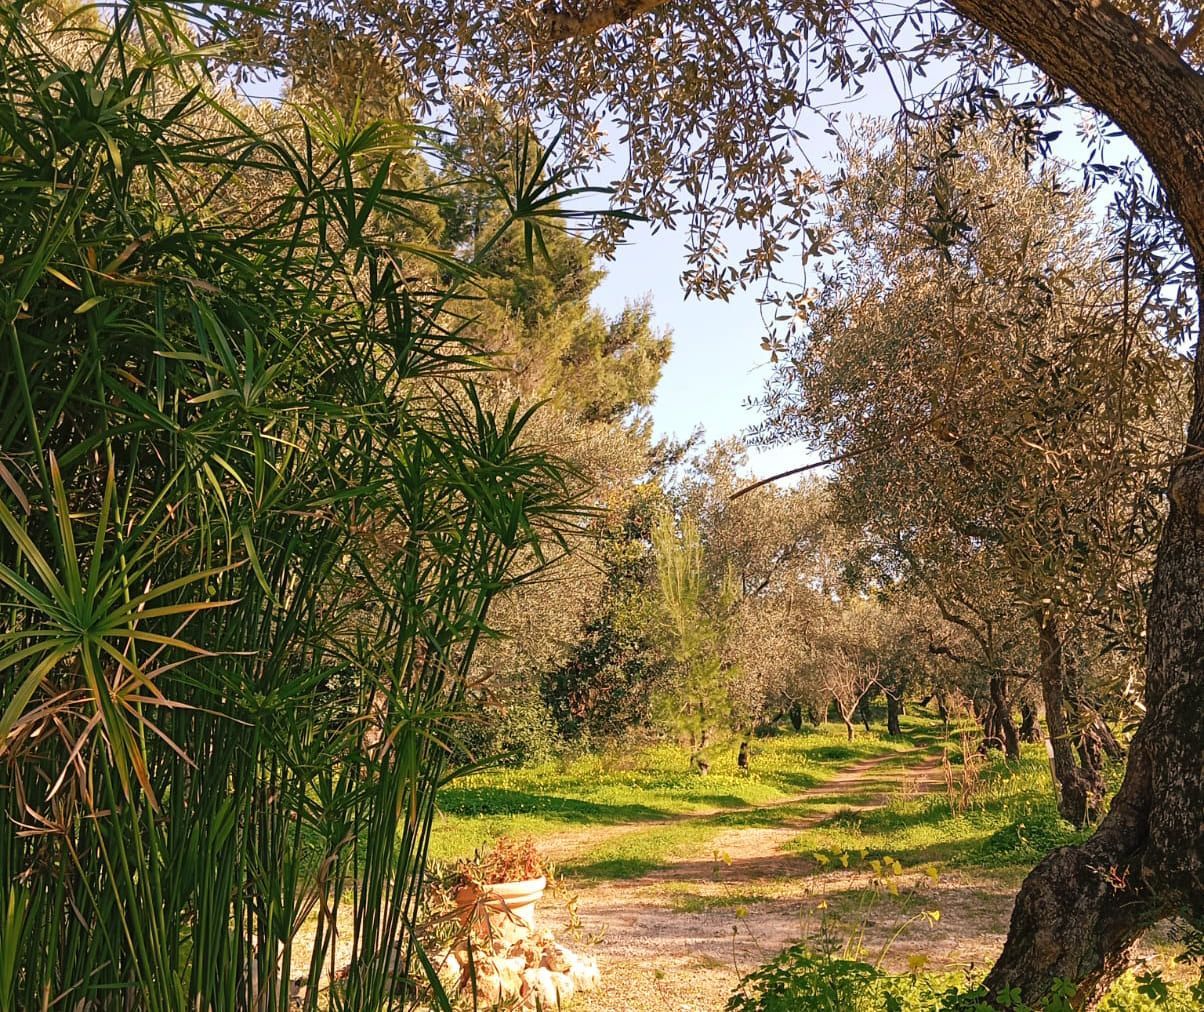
xmin=452 ymin=836 xmax=549 ymax=946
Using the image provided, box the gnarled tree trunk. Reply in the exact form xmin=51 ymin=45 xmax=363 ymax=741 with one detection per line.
xmin=1019 ymin=699 xmax=1042 ymax=743
xmin=1037 ymin=611 xmax=1104 ymax=829
xmin=989 ymin=672 xmax=1021 ymax=761
xmin=1064 ymin=655 xmax=1125 ymax=764
xmin=948 ymin=2 xmax=1204 ymax=1004
xmin=788 ymin=701 xmax=803 ymax=731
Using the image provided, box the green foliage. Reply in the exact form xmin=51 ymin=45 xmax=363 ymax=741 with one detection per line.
xmin=457 ymin=691 xmax=564 ymax=767
xmin=1096 ymin=973 xmax=1201 ymax=1012
xmin=542 ymin=605 xmax=666 ymax=740
xmin=543 ymin=490 xmax=670 ymax=739
xmin=435 ymin=113 xmax=672 ymax=424
xmin=650 ymin=511 xmax=737 ymax=763
xmin=726 ymin=948 xmax=976 ymax=1012
xmin=0 ymin=4 xmax=588 ymax=1008
xmin=728 ymin=948 xmax=1199 ymax=1012
xmin=727 ymin=949 xmax=883 ymax=1011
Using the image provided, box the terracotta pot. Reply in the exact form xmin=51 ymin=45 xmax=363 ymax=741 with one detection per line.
xmin=456 ymin=875 xmax=546 ymax=942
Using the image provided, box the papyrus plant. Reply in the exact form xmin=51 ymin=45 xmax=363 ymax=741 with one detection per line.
xmin=0 ymin=3 xmax=589 ymax=1008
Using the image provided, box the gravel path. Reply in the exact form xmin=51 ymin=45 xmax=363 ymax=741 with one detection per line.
xmin=537 ymin=749 xmax=1015 ymax=1012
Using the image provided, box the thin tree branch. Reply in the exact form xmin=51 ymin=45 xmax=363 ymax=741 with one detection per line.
xmin=731 ymin=410 xmax=951 ymax=499
xmin=539 ymin=0 xmax=671 ymax=41
xmin=1177 ymin=10 xmax=1204 ymax=56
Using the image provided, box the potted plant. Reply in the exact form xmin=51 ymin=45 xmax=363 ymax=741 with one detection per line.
xmin=452 ymin=836 xmax=548 ymax=944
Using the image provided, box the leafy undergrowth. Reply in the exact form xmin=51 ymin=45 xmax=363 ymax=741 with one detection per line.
xmin=428 ymin=716 xmax=943 ymax=864
xmin=727 ymin=946 xmax=1202 ymax=1011
xmin=785 ymin=744 xmax=1102 ymax=877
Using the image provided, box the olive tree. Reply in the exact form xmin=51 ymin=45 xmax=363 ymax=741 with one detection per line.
xmin=759 ymin=123 xmax=1187 ymax=826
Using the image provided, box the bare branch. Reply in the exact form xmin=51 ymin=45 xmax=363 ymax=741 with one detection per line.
xmin=540 ymin=0 xmax=670 ymax=41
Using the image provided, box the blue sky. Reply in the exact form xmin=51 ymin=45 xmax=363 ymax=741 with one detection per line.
xmin=585 ymin=98 xmax=896 ymax=482
xmin=590 ymin=225 xmax=807 ymax=481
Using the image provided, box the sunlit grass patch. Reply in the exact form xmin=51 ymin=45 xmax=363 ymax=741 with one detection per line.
xmin=784 ymin=745 xmax=1101 ymax=875
xmin=429 ymin=718 xmax=947 ymax=864
xmin=559 ymin=820 xmax=724 ymax=881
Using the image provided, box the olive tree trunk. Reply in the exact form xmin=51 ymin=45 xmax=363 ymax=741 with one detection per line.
xmin=788 ymin=701 xmax=804 ymax=731
xmin=943 ymin=1 xmax=1204 ymax=1004
xmin=1019 ymin=700 xmax=1042 ymax=743
xmin=885 ymin=690 xmax=903 ymax=736
xmin=1036 ymin=612 xmax=1105 ymax=828
xmin=1064 ymin=656 xmax=1125 ymax=764
xmin=986 ymin=672 xmax=1021 ymax=761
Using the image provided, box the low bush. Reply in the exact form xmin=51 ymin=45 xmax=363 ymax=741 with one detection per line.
xmin=456 ymin=693 xmax=566 ymax=767
xmin=728 ymin=945 xmax=1200 ymax=1012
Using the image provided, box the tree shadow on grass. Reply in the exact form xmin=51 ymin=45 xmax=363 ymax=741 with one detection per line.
xmin=437 ymin=787 xmax=669 ymax=824
xmin=566 ymin=855 xmax=665 ymax=881
xmin=687 ymin=793 xmax=766 ymax=810
xmin=768 ymin=771 xmax=827 ymax=793
xmin=786 ymin=796 xmax=1090 ymax=876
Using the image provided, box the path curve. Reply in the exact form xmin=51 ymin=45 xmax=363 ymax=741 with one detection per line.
xmin=539 ymin=749 xmax=1010 ymax=1012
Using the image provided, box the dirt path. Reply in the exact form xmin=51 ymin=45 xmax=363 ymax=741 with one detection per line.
xmin=539 ymin=750 xmax=1015 ymax=1012
xmin=529 ymin=748 xmax=931 ymax=867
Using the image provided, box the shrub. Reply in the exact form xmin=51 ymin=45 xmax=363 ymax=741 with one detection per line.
xmin=453 ymin=836 xmax=548 ymax=887
xmin=729 ymin=946 xmax=1200 ymax=1012
xmin=458 ymin=692 xmax=565 ymax=767
xmin=726 ymin=948 xmax=966 ymax=1012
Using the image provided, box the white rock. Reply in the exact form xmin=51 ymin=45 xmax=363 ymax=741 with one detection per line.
xmin=531 ymin=966 xmax=560 ymax=1008
xmin=568 ymin=954 xmax=600 ymax=992
xmin=437 ymin=951 xmax=462 ymax=992
xmin=540 ymin=944 xmax=572 ymax=973
xmin=549 ymin=970 xmax=576 ymax=1004
xmin=474 ymin=969 xmax=504 ymax=1005
xmin=468 ymin=955 xmax=523 ymax=1004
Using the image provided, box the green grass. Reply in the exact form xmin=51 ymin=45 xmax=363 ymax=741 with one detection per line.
xmin=558 ymin=818 xmax=728 ymax=881
xmin=783 ymin=743 xmax=1107 ymax=877
xmin=428 ymin=715 xmax=945 ymax=866
xmin=730 ymin=943 xmax=1201 ymax=1012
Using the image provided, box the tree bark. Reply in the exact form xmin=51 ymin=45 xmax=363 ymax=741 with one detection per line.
xmin=990 ymin=673 xmax=1021 ymax=761
xmin=788 ymin=701 xmax=803 ymax=731
xmin=1064 ymin=657 xmax=1125 ymax=764
xmin=885 ymin=690 xmax=902 ymax=736
xmin=1019 ymin=700 xmax=1042 ymax=744
xmin=936 ymin=692 xmax=949 ymax=735
xmin=1094 ymin=717 xmax=1124 ymax=763
xmin=1037 ymin=612 xmax=1104 ymax=829
xmin=979 ymin=689 xmax=1002 ymax=752
xmin=938 ymin=3 xmax=1204 ymax=1001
